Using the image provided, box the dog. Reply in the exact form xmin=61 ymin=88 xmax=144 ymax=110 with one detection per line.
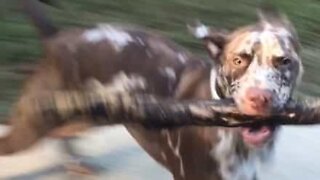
xmin=0 ymin=0 xmax=303 ymax=179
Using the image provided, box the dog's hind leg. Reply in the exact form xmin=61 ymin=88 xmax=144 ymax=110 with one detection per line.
xmin=0 ymin=65 xmax=67 ymax=154
xmin=0 ymin=101 xmax=39 ymax=154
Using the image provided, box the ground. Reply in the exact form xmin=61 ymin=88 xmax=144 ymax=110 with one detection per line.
xmin=0 ymin=125 xmax=320 ymax=180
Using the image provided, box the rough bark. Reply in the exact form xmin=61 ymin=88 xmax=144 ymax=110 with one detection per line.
xmin=28 ymin=75 xmax=320 ymax=128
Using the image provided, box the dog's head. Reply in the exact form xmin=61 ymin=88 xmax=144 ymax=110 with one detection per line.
xmin=189 ymin=8 xmax=303 ymax=148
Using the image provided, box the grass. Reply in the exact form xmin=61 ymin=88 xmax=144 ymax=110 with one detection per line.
xmin=0 ymin=0 xmax=320 ymax=121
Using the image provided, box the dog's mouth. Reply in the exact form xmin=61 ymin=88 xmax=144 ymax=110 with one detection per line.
xmin=240 ymin=124 xmax=276 ymax=148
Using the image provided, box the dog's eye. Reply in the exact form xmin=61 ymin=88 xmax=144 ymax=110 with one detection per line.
xmin=233 ymin=56 xmax=243 ymax=66
xmin=281 ymin=57 xmax=291 ymax=65
xmin=273 ymin=56 xmax=292 ymax=68
xmin=232 ymin=54 xmax=251 ymax=67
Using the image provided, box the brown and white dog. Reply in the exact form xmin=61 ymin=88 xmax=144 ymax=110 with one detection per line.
xmin=0 ymin=1 xmax=303 ymax=179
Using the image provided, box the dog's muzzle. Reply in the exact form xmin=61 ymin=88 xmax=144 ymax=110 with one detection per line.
xmin=236 ymin=87 xmax=279 ymax=148
xmin=239 ymin=87 xmax=273 ymax=116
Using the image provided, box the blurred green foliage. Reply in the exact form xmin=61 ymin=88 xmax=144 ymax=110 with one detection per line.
xmin=0 ymin=0 xmax=320 ymax=119
xmin=1 ymin=0 xmax=320 ymax=62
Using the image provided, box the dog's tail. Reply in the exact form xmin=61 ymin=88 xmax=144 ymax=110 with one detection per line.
xmin=22 ymin=0 xmax=58 ymax=39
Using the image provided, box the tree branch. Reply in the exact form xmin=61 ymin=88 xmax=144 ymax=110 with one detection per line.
xmin=31 ymin=74 xmax=320 ymax=128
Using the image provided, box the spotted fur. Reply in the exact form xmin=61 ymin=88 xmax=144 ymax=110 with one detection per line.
xmin=83 ymin=24 xmax=134 ymax=51
xmin=190 ymin=8 xmax=303 ymax=180
xmin=1 ymin=2 xmax=303 ymax=180
xmin=224 ymin=24 xmax=302 ymax=112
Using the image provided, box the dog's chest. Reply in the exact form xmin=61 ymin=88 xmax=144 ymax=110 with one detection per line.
xmin=211 ymin=130 xmax=258 ymax=180
xmin=209 ymin=73 xmax=257 ymax=180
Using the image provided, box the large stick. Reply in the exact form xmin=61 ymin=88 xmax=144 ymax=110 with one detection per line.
xmin=32 ymin=75 xmax=320 ymax=128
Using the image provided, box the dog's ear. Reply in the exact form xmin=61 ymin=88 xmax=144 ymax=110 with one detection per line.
xmin=258 ymin=3 xmax=288 ymax=26
xmin=187 ymin=20 xmax=228 ymax=61
xmin=257 ymin=3 xmax=300 ymax=51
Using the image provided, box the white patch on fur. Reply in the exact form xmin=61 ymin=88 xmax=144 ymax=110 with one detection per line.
xmin=136 ymin=37 xmax=146 ymax=46
xmin=160 ymin=67 xmax=176 ymax=81
xmin=263 ymin=22 xmax=291 ymax=39
xmin=210 ymin=69 xmax=274 ymax=180
xmin=259 ymin=29 xmax=285 ymax=58
xmin=234 ymin=32 xmax=260 ymax=55
xmin=296 ymin=62 xmax=304 ymax=85
xmin=262 ymin=25 xmax=299 ymax=61
xmin=177 ymin=53 xmax=187 ymax=64
xmin=276 ymin=28 xmax=292 ymax=50
xmin=107 ymin=72 xmax=147 ymax=93
xmin=161 ymin=151 xmax=168 ymax=162
xmin=235 ymin=25 xmax=298 ymax=61
xmin=193 ymin=24 xmax=209 ymax=39
xmin=213 ymin=130 xmax=259 ymax=180
xmin=164 ymin=130 xmax=185 ymax=178
xmin=210 ymin=68 xmax=221 ymax=99
xmin=83 ymin=24 xmax=133 ymax=52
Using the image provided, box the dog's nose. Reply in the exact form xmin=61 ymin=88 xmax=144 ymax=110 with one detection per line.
xmin=247 ymin=88 xmax=272 ymax=107
xmin=242 ymin=87 xmax=273 ymax=115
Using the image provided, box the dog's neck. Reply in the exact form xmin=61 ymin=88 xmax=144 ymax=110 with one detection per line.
xmin=209 ymin=67 xmax=274 ymax=180
xmin=210 ymin=66 xmax=232 ymax=99
xmin=210 ymin=68 xmax=222 ymax=100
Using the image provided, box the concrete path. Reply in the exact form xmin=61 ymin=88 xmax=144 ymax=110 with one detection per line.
xmin=0 ymin=125 xmax=319 ymax=180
